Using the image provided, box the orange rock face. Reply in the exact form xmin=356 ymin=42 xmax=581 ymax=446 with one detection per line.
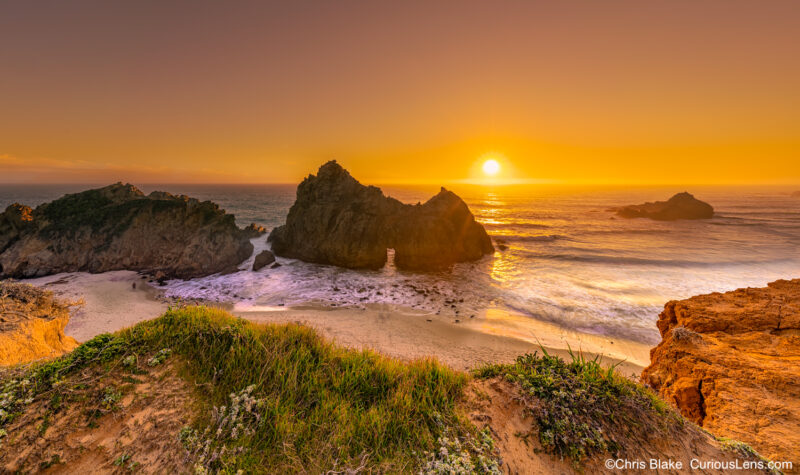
xmin=0 ymin=282 xmax=79 ymax=366
xmin=642 ymin=279 xmax=800 ymax=464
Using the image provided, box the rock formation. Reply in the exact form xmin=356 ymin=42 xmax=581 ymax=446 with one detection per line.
xmin=0 ymin=183 xmax=254 ymax=279
xmin=611 ymin=192 xmax=714 ymax=220
xmin=642 ymin=279 xmax=800 ymax=463
xmin=242 ymin=223 xmax=267 ymax=238
xmin=0 ymin=281 xmax=78 ymax=366
xmin=252 ymin=250 xmax=276 ymax=271
xmin=268 ymin=161 xmax=494 ymax=270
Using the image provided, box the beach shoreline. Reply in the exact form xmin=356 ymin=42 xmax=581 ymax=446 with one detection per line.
xmin=24 ymin=270 xmax=650 ymax=376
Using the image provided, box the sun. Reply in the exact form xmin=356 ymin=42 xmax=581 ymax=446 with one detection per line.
xmin=482 ymin=159 xmax=500 ymax=176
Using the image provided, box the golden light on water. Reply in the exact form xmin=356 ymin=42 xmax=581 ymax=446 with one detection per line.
xmin=482 ymin=159 xmax=500 ymax=176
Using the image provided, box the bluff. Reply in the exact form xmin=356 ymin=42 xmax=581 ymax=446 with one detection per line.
xmin=269 ymin=161 xmax=494 ymax=270
xmin=0 ymin=281 xmax=78 ymax=366
xmin=612 ymin=192 xmax=714 ymax=220
xmin=0 ymin=183 xmax=257 ymax=279
xmin=642 ymin=279 xmax=800 ymax=463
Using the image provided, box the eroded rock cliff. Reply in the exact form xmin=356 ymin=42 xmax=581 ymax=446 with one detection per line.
xmin=612 ymin=192 xmax=714 ymax=220
xmin=268 ymin=161 xmax=494 ymax=270
xmin=0 ymin=183 xmax=254 ymax=279
xmin=0 ymin=281 xmax=78 ymax=366
xmin=642 ymin=279 xmax=800 ymax=463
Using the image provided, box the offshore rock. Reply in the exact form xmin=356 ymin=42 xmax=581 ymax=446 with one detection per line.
xmin=642 ymin=279 xmax=800 ymax=463
xmin=252 ymin=250 xmax=276 ymax=271
xmin=612 ymin=192 xmax=714 ymax=220
xmin=242 ymin=223 xmax=267 ymax=239
xmin=269 ymin=161 xmax=494 ymax=270
xmin=0 ymin=183 xmax=253 ymax=279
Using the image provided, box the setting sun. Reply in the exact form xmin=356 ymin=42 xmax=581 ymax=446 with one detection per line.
xmin=482 ymin=159 xmax=500 ymax=176
xmin=0 ymin=3 xmax=798 ymax=470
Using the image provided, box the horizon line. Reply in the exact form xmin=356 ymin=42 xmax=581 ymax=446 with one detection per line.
xmin=1 ymin=181 xmax=799 ymax=188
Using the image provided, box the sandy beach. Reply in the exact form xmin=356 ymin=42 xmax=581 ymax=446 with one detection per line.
xmin=240 ymin=306 xmax=649 ymax=376
xmin=26 ymin=271 xmax=651 ymax=376
xmin=27 ymin=271 xmax=169 ymax=343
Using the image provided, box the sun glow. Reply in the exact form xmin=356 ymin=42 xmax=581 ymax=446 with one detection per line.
xmin=482 ymin=159 xmax=500 ymax=176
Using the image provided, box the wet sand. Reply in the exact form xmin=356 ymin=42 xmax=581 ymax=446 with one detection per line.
xmin=24 ymin=271 xmax=650 ymax=376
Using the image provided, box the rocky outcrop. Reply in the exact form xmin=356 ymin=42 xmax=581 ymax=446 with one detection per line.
xmin=252 ymin=250 xmax=276 ymax=271
xmin=268 ymin=161 xmax=494 ymax=270
xmin=642 ymin=279 xmax=800 ymax=463
xmin=0 ymin=281 xmax=79 ymax=366
xmin=242 ymin=223 xmax=267 ymax=239
xmin=612 ymin=192 xmax=714 ymax=220
xmin=0 ymin=183 xmax=254 ymax=279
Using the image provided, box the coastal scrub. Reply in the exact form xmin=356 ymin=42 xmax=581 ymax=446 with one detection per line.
xmin=474 ymin=348 xmax=682 ymax=466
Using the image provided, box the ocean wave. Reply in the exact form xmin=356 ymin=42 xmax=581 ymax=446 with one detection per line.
xmin=493 ymin=234 xmax=567 ymax=243
xmin=717 ymin=210 xmax=800 ymax=217
xmin=480 ymin=221 xmax=551 ymax=230
xmin=499 ymin=298 xmax=662 ymax=344
xmin=710 ymin=219 xmax=800 ymax=228
xmin=522 ymin=251 xmax=778 ymax=267
xmin=576 ymin=229 xmax=667 ymax=236
xmin=163 ymin=251 xmax=499 ymax=317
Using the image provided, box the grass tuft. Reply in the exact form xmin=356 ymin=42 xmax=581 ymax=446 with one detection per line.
xmin=474 ymin=348 xmax=681 ymax=465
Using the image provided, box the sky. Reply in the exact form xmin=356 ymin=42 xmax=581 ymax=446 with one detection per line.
xmin=1 ymin=0 xmax=798 ymax=185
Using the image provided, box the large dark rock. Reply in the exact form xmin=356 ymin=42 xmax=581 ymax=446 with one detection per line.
xmin=252 ymin=250 xmax=276 ymax=271
xmin=0 ymin=183 xmax=254 ymax=279
xmin=268 ymin=161 xmax=494 ymax=270
xmin=611 ymin=192 xmax=714 ymax=221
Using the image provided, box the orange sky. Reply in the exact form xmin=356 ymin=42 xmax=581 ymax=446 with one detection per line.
xmin=1 ymin=0 xmax=798 ymax=185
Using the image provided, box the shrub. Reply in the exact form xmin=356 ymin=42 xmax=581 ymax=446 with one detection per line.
xmin=474 ymin=348 xmax=680 ymax=465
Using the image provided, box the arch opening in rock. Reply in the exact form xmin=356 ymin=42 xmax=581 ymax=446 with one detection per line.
xmin=383 ymin=248 xmax=397 ymax=274
xmin=268 ymin=161 xmax=494 ymax=271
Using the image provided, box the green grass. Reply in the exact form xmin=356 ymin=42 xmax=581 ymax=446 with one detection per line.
xmin=1 ymin=306 xmax=499 ymax=473
xmin=474 ymin=348 xmax=681 ymax=465
xmin=1 ymin=306 xmax=696 ymax=473
xmin=717 ymin=437 xmax=780 ymax=473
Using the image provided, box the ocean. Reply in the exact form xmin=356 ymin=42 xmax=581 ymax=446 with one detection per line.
xmin=2 ymin=183 xmax=799 ymax=344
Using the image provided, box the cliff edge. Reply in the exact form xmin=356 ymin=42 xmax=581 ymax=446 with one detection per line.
xmin=0 ymin=281 xmax=78 ymax=366
xmin=642 ymin=279 xmax=800 ymax=464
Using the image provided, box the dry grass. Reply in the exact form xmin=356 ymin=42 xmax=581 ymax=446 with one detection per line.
xmin=0 ymin=281 xmax=81 ymax=327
